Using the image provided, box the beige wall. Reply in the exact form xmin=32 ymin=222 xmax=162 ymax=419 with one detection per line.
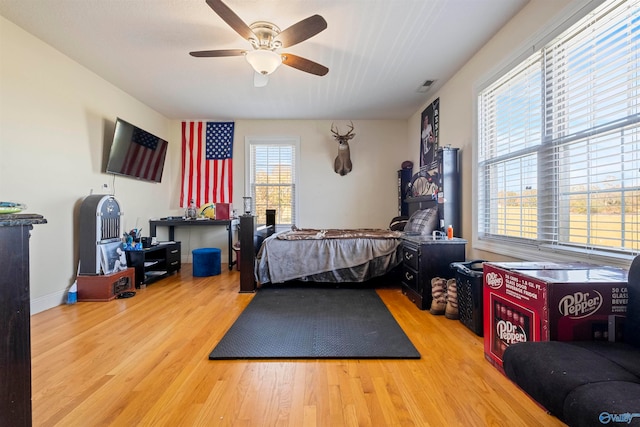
xmin=406 ymin=0 xmax=578 ymax=263
xmin=229 ymin=120 xmax=407 ymax=229
xmin=1 ymin=16 xmax=176 ymax=312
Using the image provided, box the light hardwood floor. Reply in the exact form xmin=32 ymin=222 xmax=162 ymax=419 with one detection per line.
xmin=30 ymin=264 xmax=564 ymax=427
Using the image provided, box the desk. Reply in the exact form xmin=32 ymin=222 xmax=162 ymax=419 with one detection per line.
xmin=149 ymin=219 xmax=235 ymax=270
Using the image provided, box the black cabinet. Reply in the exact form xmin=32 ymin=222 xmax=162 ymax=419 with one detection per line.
xmin=1 ymin=214 xmax=46 ymax=427
xmin=400 ymin=236 xmax=466 ymax=310
xmin=439 ymin=147 xmax=460 ymax=235
xmin=125 ymin=242 xmax=181 ymax=287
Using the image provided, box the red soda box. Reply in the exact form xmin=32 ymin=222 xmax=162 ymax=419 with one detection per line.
xmin=483 ymin=262 xmax=628 ymax=371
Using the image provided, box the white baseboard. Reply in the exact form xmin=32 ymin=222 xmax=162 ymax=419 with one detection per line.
xmin=31 ymin=290 xmax=65 ymax=315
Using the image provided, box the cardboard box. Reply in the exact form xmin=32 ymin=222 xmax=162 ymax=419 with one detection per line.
xmin=77 ymin=268 xmax=135 ymax=301
xmin=483 ymin=262 xmax=628 ymax=371
xmin=215 ymin=203 xmax=231 ymax=220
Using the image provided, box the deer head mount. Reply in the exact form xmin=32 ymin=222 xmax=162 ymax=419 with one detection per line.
xmin=331 ymin=121 xmax=356 ymax=176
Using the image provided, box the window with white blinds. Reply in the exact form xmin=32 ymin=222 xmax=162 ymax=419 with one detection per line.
xmin=246 ymin=137 xmax=299 ymax=227
xmin=477 ymin=0 xmax=640 ymax=261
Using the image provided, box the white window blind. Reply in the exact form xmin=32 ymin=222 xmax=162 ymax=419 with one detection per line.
xmin=477 ymin=0 xmax=640 ymax=261
xmin=247 ymin=138 xmax=298 ymax=227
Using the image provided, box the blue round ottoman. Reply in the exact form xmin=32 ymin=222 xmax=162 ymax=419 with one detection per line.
xmin=192 ymin=248 xmax=221 ymax=277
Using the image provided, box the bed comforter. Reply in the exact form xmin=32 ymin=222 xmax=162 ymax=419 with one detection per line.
xmin=255 ymin=228 xmax=402 ymax=284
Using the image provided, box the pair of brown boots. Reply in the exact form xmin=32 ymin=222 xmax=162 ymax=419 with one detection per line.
xmin=429 ymin=277 xmax=458 ymax=320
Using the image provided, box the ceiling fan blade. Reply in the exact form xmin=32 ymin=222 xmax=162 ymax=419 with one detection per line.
xmin=282 ymin=53 xmax=329 ymax=76
xmin=254 ymin=72 xmax=269 ymax=88
xmin=189 ymin=49 xmax=246 ymax=57
xmin=275 ymin=15 xmax=327 ymax=48
xmin=206 ymin=0 xmax=255 ymax=41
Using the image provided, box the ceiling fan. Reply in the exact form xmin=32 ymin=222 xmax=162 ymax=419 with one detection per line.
xmin=190 ymin=0 xmax=329 ymax=87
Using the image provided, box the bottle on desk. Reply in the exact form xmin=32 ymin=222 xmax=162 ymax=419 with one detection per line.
xmin=186 ymin=199 xmax=197 ymax=220
xmin=447 ymin=224 xmax=454 ymax=240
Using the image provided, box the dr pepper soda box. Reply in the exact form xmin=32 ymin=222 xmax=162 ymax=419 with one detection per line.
xmin=483 ymin=262 xmax=628 ymax=371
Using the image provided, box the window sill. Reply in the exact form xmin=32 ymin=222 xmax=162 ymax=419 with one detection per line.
xmin=473 ymin=238 xmax=634 ymax=270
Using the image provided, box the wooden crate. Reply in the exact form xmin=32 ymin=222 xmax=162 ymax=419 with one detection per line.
xmin=77 ymin=268 xmax=135 ymax=302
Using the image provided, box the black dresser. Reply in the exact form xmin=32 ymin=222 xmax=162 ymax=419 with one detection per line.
xmin=1 ymin=213 xmax=47 ymax=427
xmin=400 ymin=235 xmax=466 ymax=310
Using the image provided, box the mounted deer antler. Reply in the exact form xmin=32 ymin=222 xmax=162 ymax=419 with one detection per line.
xmin=331 ymin=121 xmax=356 ymax=176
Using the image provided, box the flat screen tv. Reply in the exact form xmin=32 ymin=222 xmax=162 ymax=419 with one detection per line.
xmin=106 ymin=118 xmax=168 ymax=183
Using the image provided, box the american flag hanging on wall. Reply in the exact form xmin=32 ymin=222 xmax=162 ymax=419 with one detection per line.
xmin=180 ymin=121 xmax=234 ymax=207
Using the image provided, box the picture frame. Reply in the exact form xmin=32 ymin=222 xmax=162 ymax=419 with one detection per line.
xmin=420 ymin=98 xmax=440 ymax=168
xmin=99 ymin=241 xmax=127 ymax=275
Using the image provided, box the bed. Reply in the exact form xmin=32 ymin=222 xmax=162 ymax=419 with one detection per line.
xmin=255 ymin=227 xmax=403 ymax=284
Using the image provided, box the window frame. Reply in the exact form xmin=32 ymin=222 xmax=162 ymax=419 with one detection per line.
xmin=473 ymin=0 xmax=639 ymax=268
xmin=245 ymin=136 xmax=300 ymax=231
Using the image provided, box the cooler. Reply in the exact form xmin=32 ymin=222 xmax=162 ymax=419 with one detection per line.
xmin=483 ymin=262 xmax=628 ymax=371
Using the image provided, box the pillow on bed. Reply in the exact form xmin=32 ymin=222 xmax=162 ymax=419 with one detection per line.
xmin=389 ymin=216 xmax=409 ymax=231
xmin=404 ymin=207 xmax=439 ymax=235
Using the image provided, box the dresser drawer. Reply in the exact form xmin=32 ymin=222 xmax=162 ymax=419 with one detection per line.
xmin=166 ymin=244 xmax=181 ymax=272
xmin=401 ymin=265 xmax=418 ymax=291
xmin=401 ymin=245 xmax=419 ymax=270
xmin=166 ymin=246 xmax=180 ymax=263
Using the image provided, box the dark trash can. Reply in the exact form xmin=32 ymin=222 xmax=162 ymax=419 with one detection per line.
xmin=451 ymin=260 xmax=486 ymax=336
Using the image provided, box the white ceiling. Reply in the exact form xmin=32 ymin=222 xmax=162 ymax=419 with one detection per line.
xmin=0 ymin=0 xmax=528 ymax=120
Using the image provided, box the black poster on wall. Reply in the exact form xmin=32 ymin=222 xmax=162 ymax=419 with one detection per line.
xmin=420 ymin=98 xmax=439 ymax=168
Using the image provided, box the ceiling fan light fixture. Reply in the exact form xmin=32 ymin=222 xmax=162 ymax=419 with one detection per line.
xmin=245 ymin=50 xmax=282 ymax=75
